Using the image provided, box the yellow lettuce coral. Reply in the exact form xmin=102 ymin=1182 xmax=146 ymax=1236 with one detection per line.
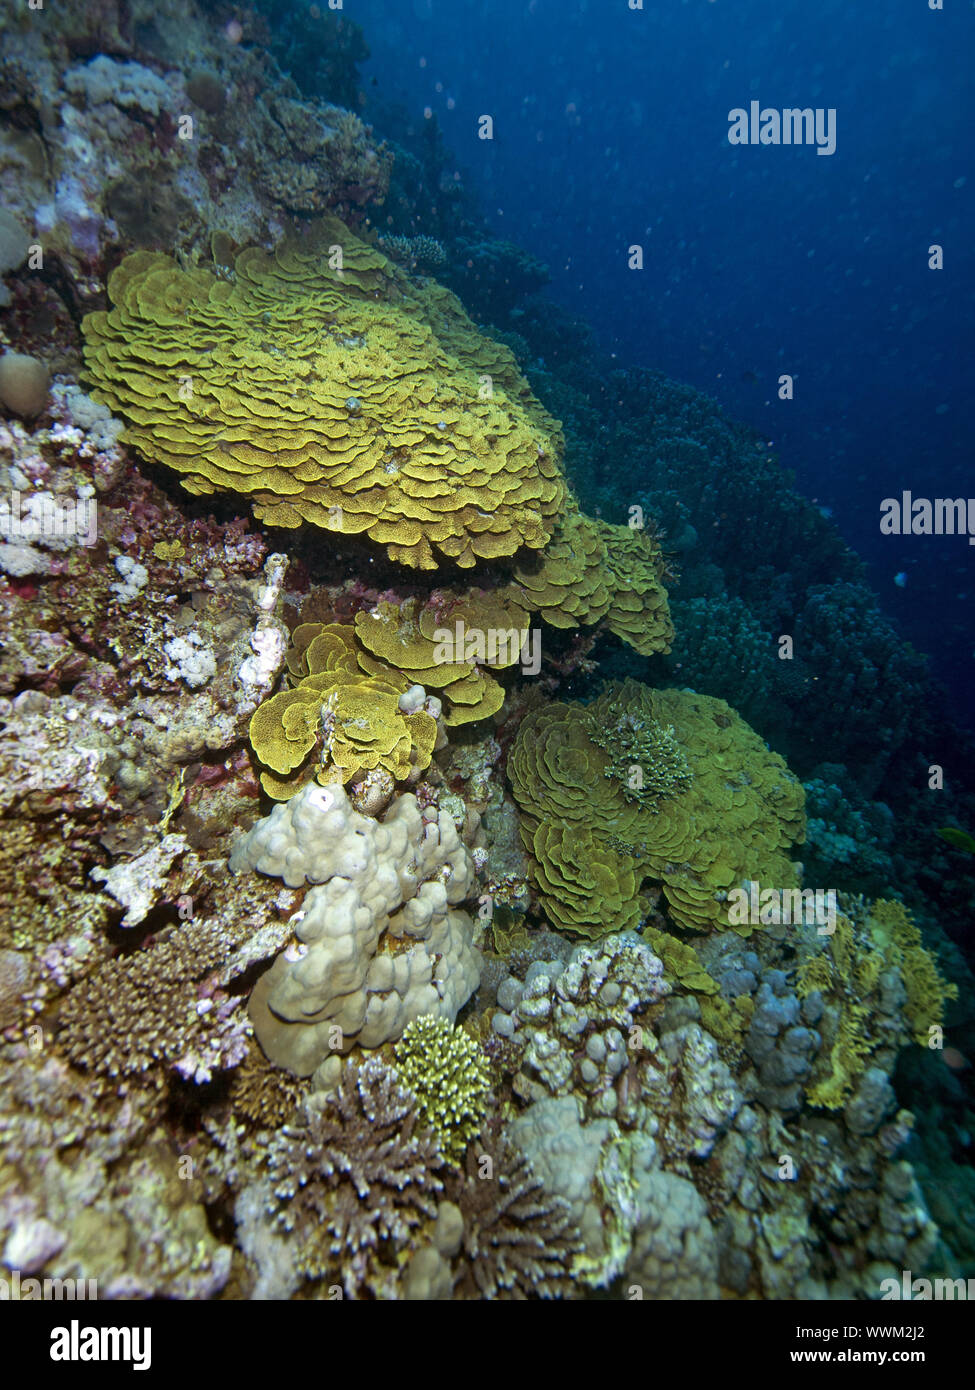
xmin=251 ymin=588 xmax=533 ymax=798
xmin=511 ymin=507 xmax=674 ymax=656
xmin=248 ymin=620 xmax=438 ymax=800
xmin=508 ymin=680 xmax=805 ymax=939
xmin=354 ymin=588 xmax=530 ymax=727
xmin=82 ymin=216 xmax=565 ymax=570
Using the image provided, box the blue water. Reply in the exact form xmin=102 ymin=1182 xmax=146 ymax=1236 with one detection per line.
xmin=352 ymin=0 xmax=973 ymax=726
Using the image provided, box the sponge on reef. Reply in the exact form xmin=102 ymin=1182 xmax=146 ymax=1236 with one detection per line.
xmin=81 ymin=216 xmax=565 ymax=570
xmin=508 ymin=680 xmax=805 ymax=939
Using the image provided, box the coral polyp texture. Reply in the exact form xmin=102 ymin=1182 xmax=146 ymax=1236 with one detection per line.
xmin=81 ymin=216 xmax=566 ymax=570
xmin=230 ymin=781 xmax=481 ymax=1076
xmin=509 ymin=680 xmax=805 ymax=938
xmin=392 ymin=1016 xmax=492 ymax=1164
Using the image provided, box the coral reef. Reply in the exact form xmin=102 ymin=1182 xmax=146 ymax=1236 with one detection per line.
xmin=0 ymin=0 xmax=970 ymax=1305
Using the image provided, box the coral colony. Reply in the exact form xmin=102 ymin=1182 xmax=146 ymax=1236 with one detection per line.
xmin=0 ymin=0 xmax=970 ymax=1307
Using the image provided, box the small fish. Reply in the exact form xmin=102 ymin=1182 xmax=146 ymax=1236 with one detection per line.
xmin=894 ymin=571 xmax=908 ymax=587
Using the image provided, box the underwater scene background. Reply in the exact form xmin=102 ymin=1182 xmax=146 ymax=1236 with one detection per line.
xmin=0 ymin=0 xmax=972 ymax=1308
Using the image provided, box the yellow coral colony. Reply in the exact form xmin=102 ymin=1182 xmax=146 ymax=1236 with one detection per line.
xmin=511 ymin=506 xmax=674 ymax=655
xmin=249 ymin=588 xmax=533 ymax=799
xmin=796 ymin=898 xmax=957 ymax=1109
xmin=81 ymin=216 xmax=565 ymax=570
xmin=508 ymin=680 xmax=805 ymax=940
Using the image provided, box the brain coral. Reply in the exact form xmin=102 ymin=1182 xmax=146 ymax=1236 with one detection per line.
xmin=81 ymin=216 xmax=565 ymax=569
xmin=508 ymin=680 xmax=805 ymax=938
xmin=230 ymin=781 xmax=481 ymax=1076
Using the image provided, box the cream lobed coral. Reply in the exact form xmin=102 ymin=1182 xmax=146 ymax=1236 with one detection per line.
xmin=230 ymin=782 xmax=482 ymax=1076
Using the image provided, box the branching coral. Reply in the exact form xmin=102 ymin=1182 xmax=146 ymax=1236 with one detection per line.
xmin=265 ymin=1056 xmax=444 ymax=1296
xmin=392 ymin=1017 xmax=492 ymax=1165
xmin=231 ymin=1044 xmax=308 ymax=1129
xmin=57 ymin=913 xmax=251 ymax=1086
xmin=82 ymin=216 xmax=565 ymax=570
xmin=447 ymin=1130 xmax=581 ymax=1299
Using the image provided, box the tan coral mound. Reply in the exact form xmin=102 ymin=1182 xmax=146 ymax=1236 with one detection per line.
xmin=508 ymin=680 xmax=805 ymax=938
xmin=230 ymin=781 xmax=481 ymax=1077
xmin=82 ymin=216 xmax=565 ymax=570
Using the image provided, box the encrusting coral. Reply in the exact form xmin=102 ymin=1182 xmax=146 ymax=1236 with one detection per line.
xmin=392 ymin=1016 xmax=492 ymax=1165
xmin=509 ymin=679 xmax=805 ymax=939
xmin=81 ymin=215 xmax=566 ymax=571
xmin=796 ymin=897 xmax=958 ymax=1109
xmin=265 ymin=1056 xmax=444 ymax=1297
xmin=230 ymin=781 xmax=481 ymax=1077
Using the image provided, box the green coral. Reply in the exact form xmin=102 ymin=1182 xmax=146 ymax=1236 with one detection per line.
xmin=508 ymin=679 xmax=805 ymax=939
xmin=587 ymin=692 xmax=691 ymax=812
xmin=796 ymin=896 xmax=958 ymax=1109
xmin=392 ymin=1016 xmax=491 ymax=1165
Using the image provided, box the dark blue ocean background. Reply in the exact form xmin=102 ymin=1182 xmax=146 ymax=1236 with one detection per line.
xmin=344 ymin=0 xmax=973 ymax=728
